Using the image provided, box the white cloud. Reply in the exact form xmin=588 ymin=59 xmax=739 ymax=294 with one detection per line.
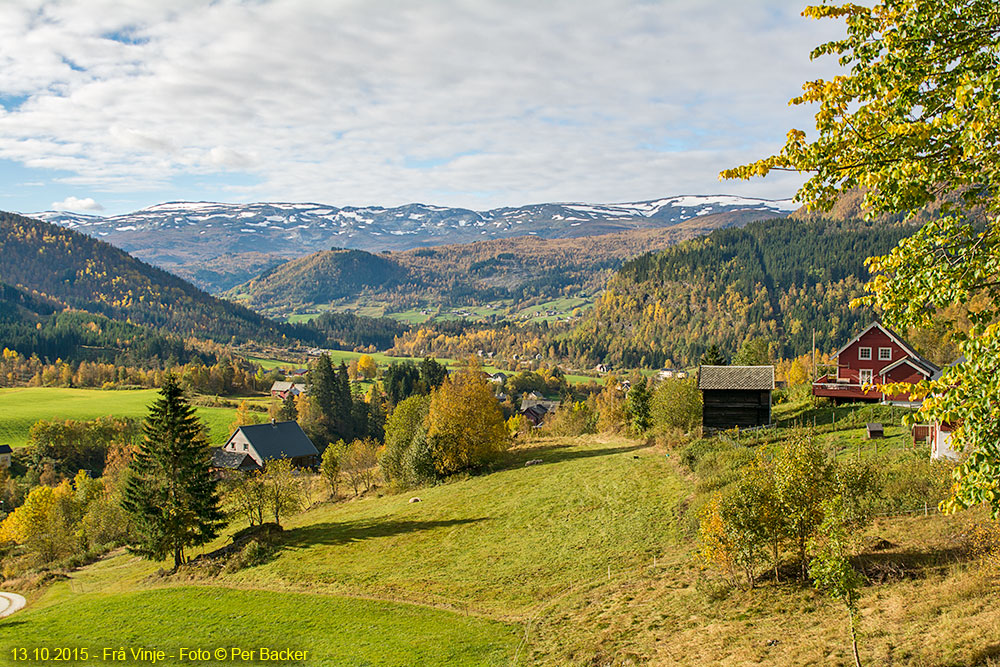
xmin=0 ymin=0 xmax=846 ymax=209
xmin=51 ymin=195 xmax=104 ymax=211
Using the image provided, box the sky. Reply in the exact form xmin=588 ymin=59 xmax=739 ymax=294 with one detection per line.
xmin=0 ymin=0 xmax=845 ymax=216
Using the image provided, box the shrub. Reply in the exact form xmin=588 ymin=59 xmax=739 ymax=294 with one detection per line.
xmin=381 ymin=395 xmax=431 ymax=486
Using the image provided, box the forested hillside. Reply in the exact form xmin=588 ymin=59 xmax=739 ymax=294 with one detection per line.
xmin=561 ymin=218 xmax=918 ymax=367
xmin=0 ymin=212 xmax=313 ymax=347
xmin=226 ymin=224 xmax=742 ymax=317
xmin=0 ymin=280 xmax=202 ymax=365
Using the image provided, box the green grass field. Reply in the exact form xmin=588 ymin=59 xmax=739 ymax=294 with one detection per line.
xmin=0 ymin=388 xmax=240 ymax=448
xmin=4 ymin=431 xmax=995 ymax=665
xmin=3 ymin=587 xmax=516 ymax=666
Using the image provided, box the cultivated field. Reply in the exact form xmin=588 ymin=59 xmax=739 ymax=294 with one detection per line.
xmin=0 ymin=388 xmax=240 ymax=448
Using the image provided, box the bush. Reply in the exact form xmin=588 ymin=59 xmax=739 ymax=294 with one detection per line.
xmin=540 ymin=401 xmax=596 ymax=437
xmin=223 ymin=539 xmax=276 ymax=574
xmin=651 ymin=378 xmax=702 ymax=434
xmin=381 ymin=395 xmax=431 ymax=487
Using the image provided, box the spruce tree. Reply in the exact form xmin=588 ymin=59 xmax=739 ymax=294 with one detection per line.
xmin=333 ymin=362 xmax=353 ymax=441
xmin=277 ymin=392 xmax=298 ymax=422
xmin=625 ymin=377 xmax=652 ymax=434
xmin=310 ymin=354 xmax=336 ymax=421
xmin=121 ymin=374 xmax=223 ymax=570
xmin=700 ymin=344 xmax=726 ymax=366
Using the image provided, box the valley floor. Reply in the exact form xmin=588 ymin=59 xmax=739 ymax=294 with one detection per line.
xmin=1 ymin=436 xmax=997 ymax=666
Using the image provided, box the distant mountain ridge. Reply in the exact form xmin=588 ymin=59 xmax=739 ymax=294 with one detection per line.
xmin=28 ymin=195 xmax=797 ymax=292
xmin=224 ymin=220 xmax=791 ymax=318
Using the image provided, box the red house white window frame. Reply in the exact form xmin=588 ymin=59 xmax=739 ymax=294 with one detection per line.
xmin=859 ymin=369 xmax=873 ymax=385
xmin=859 ymin=347 xmax=872 ymax=360
xmin=878 ymin=347 xmax=892 ymax=361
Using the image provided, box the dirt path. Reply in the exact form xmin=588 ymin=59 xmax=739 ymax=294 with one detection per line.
xmin=0 ymin=592 xmax=26 ymax=618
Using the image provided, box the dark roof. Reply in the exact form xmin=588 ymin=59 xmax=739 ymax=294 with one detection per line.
xmin=211 ymin=448 xmax=261 ymax=471
xmin=0 ymin=445 xmax=12 ymax=454
xmin=698 ymin=365 xmax=775 ymax=391
xmin=231 ymin=421 xmax=319 ymax=461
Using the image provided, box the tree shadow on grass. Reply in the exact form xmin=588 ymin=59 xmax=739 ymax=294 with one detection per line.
xmin=281 ymin=517 xmax=490 ymax=549
xmin=504 ymin=442 xmax=650 ymax=468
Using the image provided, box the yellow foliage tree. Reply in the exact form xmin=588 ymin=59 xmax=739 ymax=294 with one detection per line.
xmin=425 ymin=367 xmax=509 ymax=475
xmin=0 ymin=485 xmax=56 ymax=545
xmin=357 ymin=354 xmax=378 ymax=381
xmin=228 ymin=399 xmax=261 ymax=434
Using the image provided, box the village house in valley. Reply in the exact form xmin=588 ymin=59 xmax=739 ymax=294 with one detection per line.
xmin=269 ymin=381 xmax=307 ymax=400
xmin=811 ymin=322 xmax=940 ymax=405
xmin=215 ymin=420 xmax=319 ymax=470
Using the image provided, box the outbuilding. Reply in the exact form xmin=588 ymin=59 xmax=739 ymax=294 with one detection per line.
xmin=698 ymin=365 xmax=774 ymax=431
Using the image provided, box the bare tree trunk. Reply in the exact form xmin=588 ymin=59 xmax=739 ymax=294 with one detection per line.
xmin=772 ymin=538 xmax=780 ymax=583
xmin=849 ymin=610 xmax=862 ymax=667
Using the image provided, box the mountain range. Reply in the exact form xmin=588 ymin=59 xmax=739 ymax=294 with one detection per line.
xmin=28 ymin=195 xmax=797 ymax=292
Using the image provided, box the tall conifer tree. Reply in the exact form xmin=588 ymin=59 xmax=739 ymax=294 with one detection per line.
xmin=121 ymin=374 xmax=223 ymax=570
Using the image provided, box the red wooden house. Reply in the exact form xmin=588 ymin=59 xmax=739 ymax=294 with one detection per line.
xmin=812 ymin=322 xmax=940 ymax=405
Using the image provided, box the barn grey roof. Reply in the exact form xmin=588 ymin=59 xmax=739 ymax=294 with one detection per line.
xmin=231 ymin=421 xmax=319 ymax=461
xmin=698 ymin=365 xmax=775 ymax=391
xmin=211 ymin=448 xmax=261 ymax=471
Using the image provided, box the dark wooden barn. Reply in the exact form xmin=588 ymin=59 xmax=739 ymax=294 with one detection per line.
xmin=698 ymin=365 xmax=774 ymax=431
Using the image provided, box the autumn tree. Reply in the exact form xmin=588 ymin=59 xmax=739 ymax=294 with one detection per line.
xmin=774 ymin=436 xmax=833 ymax=578
xmin=224 ymin=472 xmax=267 ymax=527
xmin=732 ymin=337 xmax=771 ymax=367
xmin=262 ymin=458 xmax=304 ymax=527
xmin=320 ymin=439 xmax=347 ymax=497
xmin=651 ymin=377 xmax=702 ymax=434
xmin=342 ymin=439 xmax=380 ymax=496
xmin=229 ymin=399 xmax=261 ymax=434
xmin=357 ymin=354 xmax=378 ymax=381
xmin=381 ymin=395 xmax=433 ymax=486
xmin=595 ymin=375 xmax=627 ymax=433
xmin=425 ymin=367 xmax=509 ymax=476
xmin=121 ymin=375 xmax=223 ymax=570
xmin=723 ymin=1 xmax=1000 ymax=518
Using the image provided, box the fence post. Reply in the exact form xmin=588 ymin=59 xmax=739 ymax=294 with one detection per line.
xmin=924 ymin=501 xmax=928 ymax=517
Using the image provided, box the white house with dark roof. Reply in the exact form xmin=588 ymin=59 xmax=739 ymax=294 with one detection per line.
xmin=221 ymin=420 xmax=319 ymax=468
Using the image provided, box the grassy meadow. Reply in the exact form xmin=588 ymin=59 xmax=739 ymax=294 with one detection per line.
xmin=0 ymin=387 xmax=240 ymax=448
xmin=2 ymin=431 xmax=998 ymax=665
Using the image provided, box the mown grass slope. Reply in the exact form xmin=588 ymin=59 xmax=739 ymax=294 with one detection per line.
xmin=3 ymin=587 xmax=517 ymax=666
